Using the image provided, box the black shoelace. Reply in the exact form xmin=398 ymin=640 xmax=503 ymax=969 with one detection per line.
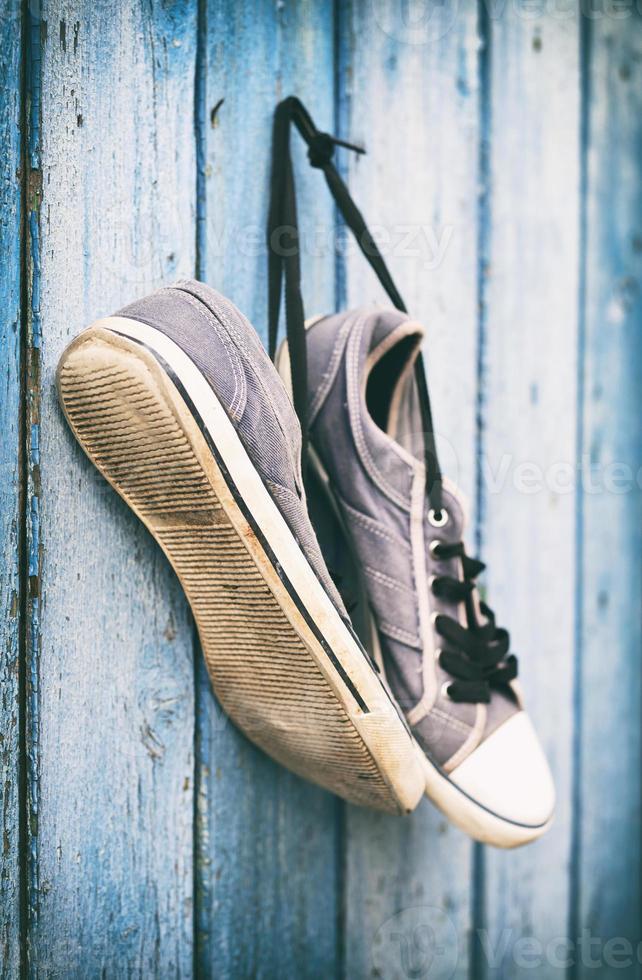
xmin=430 ymin=542 xmax=518 ymax=702
xmin=267 ymin=95 xmax=518 ymax=705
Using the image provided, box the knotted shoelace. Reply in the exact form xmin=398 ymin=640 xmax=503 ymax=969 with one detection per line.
xmin=267 ymin=96 xmax=518 ymax=705
xmin=430 ymin=541 xmax=518 ymax=702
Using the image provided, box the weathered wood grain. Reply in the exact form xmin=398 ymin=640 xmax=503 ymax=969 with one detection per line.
xmin=26 ymin=1 xmax=197 ymax=974
xmin=0 ymin=1 xmax=23 ymax=975
xmin=195 ymin=1 xmax=341 ymax=975
xmin=6 ymin=3 xmax=641 ymax=975
xmin=338 ymin=2 xmax=482 ymax=976
xmin=478 ymin=8 xmax=580 ymax=977
xmin=576 ymin=11 xmax=642 ymax=973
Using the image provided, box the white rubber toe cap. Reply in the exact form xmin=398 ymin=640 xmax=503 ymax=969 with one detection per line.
xmin=449 ymin=711 xmax=555 ymax=829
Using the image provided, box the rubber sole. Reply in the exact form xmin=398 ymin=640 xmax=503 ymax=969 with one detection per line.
xmin=57 ymin=317 xmax=426 ymax=814
xmin=276 ymin=326 xmax=553 ymax=847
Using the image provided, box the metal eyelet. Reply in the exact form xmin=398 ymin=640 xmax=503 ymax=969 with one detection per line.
xmin=428 ymin=574 xmax=437 ymax=591
xmin=429 ymin=539 xmax=444 ymax=559
xmin=428 ymin=508 xmax=449 ymax=528
xmin=440 ymin=680 xmax=453 ymax=701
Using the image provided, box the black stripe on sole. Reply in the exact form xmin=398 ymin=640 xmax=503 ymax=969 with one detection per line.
xmin=111 ymin=329 xmax=372 ymax=715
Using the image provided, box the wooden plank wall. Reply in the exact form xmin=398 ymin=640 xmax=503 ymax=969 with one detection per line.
xmin=196 ymin=3 xmax=341 ymax=976
xmin=577 ymin=10 xmax=642 ymax=963
xmin=480 ymin=8 xmax=579 ymax=975
xmin=2 ymin=0 xmax=641 ymax=977
xmin=0 ymin=1 xmax=23 ymax=976
xmin=338 ymin=3 xmax=480 ymax=976
xmin=25 ymin=1 xmax=198 ymax=973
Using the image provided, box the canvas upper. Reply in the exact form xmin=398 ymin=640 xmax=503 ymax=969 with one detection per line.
xmin=302 ymin=307 xmax=555 ymax=824
xmin=118 ymin=280 xmax=347 ymax=620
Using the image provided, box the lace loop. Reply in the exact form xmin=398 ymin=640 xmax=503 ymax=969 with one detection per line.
xmin=431 ymin=542 xmax=518 ymax=703
xmin=267 ymin=97 xmax=443 ymax=506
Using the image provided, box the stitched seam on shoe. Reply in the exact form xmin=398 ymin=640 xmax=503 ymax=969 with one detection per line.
xmin=378 ymin=619 xmax=421 ymax=648
xmin=429 ymin=707 xmax=472 ymax=736
xmin=336 ymin=495 xmax=412 ymax=551
xmin=178 ymin=283 xmax=268 ymax=378
xmin=309 ymin=313 xmax=356 ymax=426
xmin=264 ymin=479 xmax=310 ymax=533
xmin=364 ymin=565 xmax=415 ymax=597
xmin=346 ymin=316 xmax=412 ymax=512
xmin=162 ymin=287 xmax=246 ymax=420
xmin=173 ymin=283 xmax=302 ymax=485
xmin=411 ymin=465 xmax=438 ymax=713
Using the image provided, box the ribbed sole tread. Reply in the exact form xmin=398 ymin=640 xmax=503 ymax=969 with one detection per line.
xmin=58 ymin=330 xmax=403 ymax=810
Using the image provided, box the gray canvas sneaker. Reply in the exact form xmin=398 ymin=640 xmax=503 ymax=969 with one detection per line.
xmin=56 ymin=281 xmax=426 ymax=813
xmin=277 ymin=308 xmax=555 ymax=846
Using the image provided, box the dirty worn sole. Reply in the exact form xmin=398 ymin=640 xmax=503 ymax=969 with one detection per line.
xmin=57 ymin=316 xmax=425 ymax=813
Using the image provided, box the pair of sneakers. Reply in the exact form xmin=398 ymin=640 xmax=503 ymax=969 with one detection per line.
xmin=58 ymin=278 xmax=555 ymax=848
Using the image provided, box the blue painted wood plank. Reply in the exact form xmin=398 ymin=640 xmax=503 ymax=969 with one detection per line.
xmin=24 ymin=0 xmax=42 ymax=962
xmin=26 ymin=1 xmax=197 ymax=973
xmin=338 ymin=2 xmax=482 ymax=976
xmin=0 ymin=0 xmax=24 ymax=974
xmin=576 ymin=12 xmax=642 ymax=975
xmin=196 ymin=1 xmax=341 ymax=976
xmin=478 ymin=10 xmax=580 ymax=978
